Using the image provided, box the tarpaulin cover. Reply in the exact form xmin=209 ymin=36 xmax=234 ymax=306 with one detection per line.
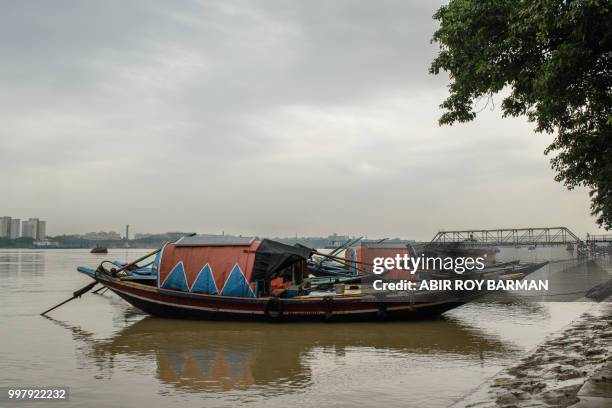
xmin=157 ymin=241 xmax=260 ymax=298
xmin=251 ymin=239 xmax=313 ymax=282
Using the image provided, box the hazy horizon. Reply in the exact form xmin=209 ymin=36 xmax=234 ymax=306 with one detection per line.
xmin=0 ymin=0 xmax=602 ymax=241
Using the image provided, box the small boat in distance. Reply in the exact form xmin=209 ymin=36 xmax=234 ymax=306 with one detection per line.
xmin=90 ymin=245 xmax=108 ymax=254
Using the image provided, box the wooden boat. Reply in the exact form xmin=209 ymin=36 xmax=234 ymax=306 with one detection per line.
xmin=90 ymin=245 xmax=108 ymax=254
xmin=77 ymin=236 xmax=547 ymax=322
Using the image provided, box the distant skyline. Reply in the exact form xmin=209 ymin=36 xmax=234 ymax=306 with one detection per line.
xmin=0 ymin=1 xmax=602 ymax=241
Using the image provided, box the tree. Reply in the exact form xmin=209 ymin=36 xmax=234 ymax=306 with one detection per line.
xmin=429 ymin=0 xmax=611 ymax=229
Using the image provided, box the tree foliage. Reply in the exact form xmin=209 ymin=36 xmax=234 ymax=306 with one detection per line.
xmin=430 ymin=0 xmax=611 ymax=229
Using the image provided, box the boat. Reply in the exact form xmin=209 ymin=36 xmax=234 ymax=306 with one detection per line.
xmin=566 ymin=243 xmax=574 ymax=251
xmin=77 ymin=235 xmax=547 ymax=322
xmin=90 ymin=245 xmax=108 ymax=254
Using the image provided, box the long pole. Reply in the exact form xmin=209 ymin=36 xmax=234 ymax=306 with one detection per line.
xmin=92 ymin=285 xmax=106 ymax=294
xmin=329 ymin=236 xmax=363 ymax=257
xmin=41 ymin=245 xmax=165 ymax=316
xmin=40 ymin=281 xmax=98 ymax=316
xmin=40 ymin=233 xmax=197 ymax=316
xmin=312 ymin=250 xmax=373 ymax=266
xmin=111 ymin=247 xmax=162 ymax=275
xmin=110 ymin=232 xmax=196 ymax=275
xmin=310 ymin=250 xmax=377 ymax=276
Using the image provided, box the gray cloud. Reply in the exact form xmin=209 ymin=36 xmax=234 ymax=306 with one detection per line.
xmin=0 ymin=0 xmax=599 ymax=239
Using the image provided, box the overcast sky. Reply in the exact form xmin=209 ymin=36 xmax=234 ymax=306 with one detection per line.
xmin=0 ymin=0 xmax=600 ymax=240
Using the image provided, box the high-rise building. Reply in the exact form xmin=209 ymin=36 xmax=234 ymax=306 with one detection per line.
xmin=9 ymin=218 xmax=20 ymax=239
xmin=9 ymin=217 xmax=46 ymax=240
xmin=36 ymin=220 xmax=46 ymax=240
xmin=0 ymin=217 xmax=11 ymax=238
xmin=22 ymin=219 xmax=37 ymax=239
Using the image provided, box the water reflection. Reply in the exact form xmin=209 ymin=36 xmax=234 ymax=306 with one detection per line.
xmin=519 ymin=259 xmax=611 ymax=301
xmin=56 ymin=317 xmax=517 ymax=394
xmin=0 ymin=250 xmax=46 ymax=276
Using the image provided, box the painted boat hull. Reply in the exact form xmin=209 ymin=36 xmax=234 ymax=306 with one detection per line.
xmin=93 ymin=276 xmax=481 ymax=322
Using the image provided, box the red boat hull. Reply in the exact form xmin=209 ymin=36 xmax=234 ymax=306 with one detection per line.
xmin=97 ymin=277 xmax=477 ymax=322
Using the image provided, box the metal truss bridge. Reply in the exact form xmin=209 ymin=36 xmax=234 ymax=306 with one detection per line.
xmin=429 ymin=227 xmax=584 ymax=246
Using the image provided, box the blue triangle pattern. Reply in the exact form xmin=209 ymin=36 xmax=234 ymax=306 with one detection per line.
xmin=192 ymin=350 xmax=216 ymax=374
xmin=220 ymin=265 xmax=255 ymax=298
xmin=161 ymin=262 xmax=189 ymax=291
xmin=191 ymin=264 xmax=218 ymax=295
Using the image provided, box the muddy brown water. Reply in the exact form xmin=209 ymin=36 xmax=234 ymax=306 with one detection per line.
xmin=0 ymin=248 xmax=610 ymax=407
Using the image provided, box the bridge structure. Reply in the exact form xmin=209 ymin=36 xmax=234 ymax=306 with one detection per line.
xmin=429 ymin=227 xmax=584 ymax=247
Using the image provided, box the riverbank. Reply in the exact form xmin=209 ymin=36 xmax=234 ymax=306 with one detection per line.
xmin=453 ymin=301 xmax=612 ymax=407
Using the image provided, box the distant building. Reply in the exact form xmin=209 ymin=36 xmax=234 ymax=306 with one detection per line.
xmin=37 ymin=220 xmax=46 ymax=240
xmin=21 ymin=219 xmax=35 ymax=238
xmin=21 ymin=218 xmax=46 ymax=240
xmin=83 ymin=231 xmax=122 ymax=241
xmin=0 ymin=217 xmax=11 ymax=238
xmin=328 ymin=233 xmax=351 ymax=247
xmin=9 ymin=218 xmax=20 ymax=239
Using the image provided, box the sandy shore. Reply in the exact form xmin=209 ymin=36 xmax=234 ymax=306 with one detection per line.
xmin=453 ymin=301 xmax=612 ymax=408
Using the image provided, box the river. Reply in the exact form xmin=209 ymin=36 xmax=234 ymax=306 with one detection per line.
xmin=0 ymin=248 xmax=610 ymax=407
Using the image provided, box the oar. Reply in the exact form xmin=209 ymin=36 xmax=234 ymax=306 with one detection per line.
xmin=329 ymin=236 xmax=363 ymax=257
xmin=41 ymin=234 xmax=195 ymax=316
xmin=40 ymin=281 xmax=98 ymax=316
xmin=110 ymin=247 xmax=163 ymax=276
xmin=328 ymin=238 xmax=353 ymax=257
xmin=310 ymin=249 xmax=401 ymax=279
xmin=312 ymin=250 xmax=373 ymax=266
xmin=108 ymin=233 xmax=196 ymax=276
xmin=310 ymin=250 xmax=376 ymax=275
xmin=41 ymin=247 xmax=163 ymax=316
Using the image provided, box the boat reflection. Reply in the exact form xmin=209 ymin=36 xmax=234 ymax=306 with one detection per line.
xmin=83 ymin=316 xmax=515 ymax=393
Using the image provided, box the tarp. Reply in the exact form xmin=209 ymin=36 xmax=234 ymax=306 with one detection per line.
xmin=251 ymin=239 xmax=313 ymax=282
xmin=157 ymin=241 xmax=260 ymax=298
xmin=156 ymin=238 xmax=312 ymax=298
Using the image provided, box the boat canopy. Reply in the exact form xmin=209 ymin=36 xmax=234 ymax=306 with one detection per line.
xmin=157 ymin=237 xmax=312 ymax=298
xmin=251 ymin=239 xmax=313 ymax=282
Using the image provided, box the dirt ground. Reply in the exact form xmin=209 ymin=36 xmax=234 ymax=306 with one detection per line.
xmin=454 ymin=302 xmax=612 ymax=408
